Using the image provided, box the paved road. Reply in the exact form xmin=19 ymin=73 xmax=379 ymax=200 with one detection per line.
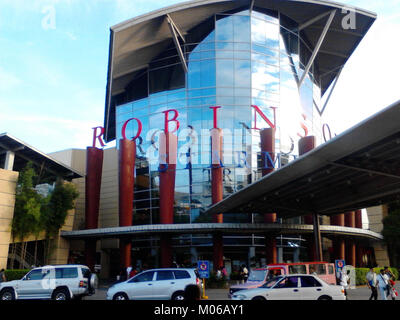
xmin=85 ymin=283 xmax=400 ymax=300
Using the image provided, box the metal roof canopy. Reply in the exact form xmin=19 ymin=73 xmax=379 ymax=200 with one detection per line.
xmin=0 ymin=133 xmax=83 ymax=180
xmin=104 ymin=0 xmax=376 ymax=141
xmin=205 ymin=100 xmax=400 ymax=218
xmin=61 ymin=223 xmax=383 ymax=241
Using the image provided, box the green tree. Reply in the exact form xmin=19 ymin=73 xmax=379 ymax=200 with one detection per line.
xmin=11 ymin=163 xmax=43 ymax=268
xmin=12 ymin=163 xmax=43 ymax=241
xmin=41 ymin=179 xmax=79 ymax=263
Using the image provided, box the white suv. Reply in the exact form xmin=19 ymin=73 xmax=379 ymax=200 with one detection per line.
xmin=0 ymin=264 xmax=98 ymax=300
xmin=107 ymin=268 xmax=201 ymax=300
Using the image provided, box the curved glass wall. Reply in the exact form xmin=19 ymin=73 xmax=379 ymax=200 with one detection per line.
xmin=115 ymin=9 xmax=324 ymax=226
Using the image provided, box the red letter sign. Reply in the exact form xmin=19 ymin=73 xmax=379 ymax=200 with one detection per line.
xmin=251 ymin=105 xmax=277 ymax=130
xmin=209 ymin=106 xmax=221 ymax=129
xmin=92 ymin=126 xmax=105 ymax=148
xmin=297 ymin=114 xmax=309 ymax=138
xmin=163 ymin=109 xmax=180 ymax=133
xmin=121 ymin=118 xmax=143 ymax=141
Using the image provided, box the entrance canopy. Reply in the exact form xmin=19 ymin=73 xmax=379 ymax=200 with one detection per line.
xmin=205 ymin=100 xmax=400 ymax=218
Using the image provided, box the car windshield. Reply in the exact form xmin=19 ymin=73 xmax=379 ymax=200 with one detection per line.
xmin=261 ymin=276 xmax=283 ymax=288
xmin=247 ymin=270 xmax=267 ymax=281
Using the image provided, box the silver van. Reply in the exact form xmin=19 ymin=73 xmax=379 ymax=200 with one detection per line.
xmin=106 ymin=268 xmax=200 ymax=300
xmin=0 ymin=264 xmax=98 ymax=300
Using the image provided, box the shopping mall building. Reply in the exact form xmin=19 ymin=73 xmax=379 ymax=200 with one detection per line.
xmin=2 ymin=0 xmax=397 ymax=278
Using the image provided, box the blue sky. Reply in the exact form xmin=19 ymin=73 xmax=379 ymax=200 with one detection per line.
xmin=0 ymin=0 xmax=399 ymax=153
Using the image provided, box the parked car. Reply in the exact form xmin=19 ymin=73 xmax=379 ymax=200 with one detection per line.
xmin=106 ymin=268 xmax=201 ymax=300
xmin=0 ymin=264 xmax=98 ymax=300
xmin=230 ymin=274 xmax=345 ymax=300
xmin=229 ymin=262 xmax=336 ymax=298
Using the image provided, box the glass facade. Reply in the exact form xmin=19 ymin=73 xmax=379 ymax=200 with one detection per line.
xmin=114 ymin=9 xmax=326 ymax=265
xmin=116 ymin=9 xmax=324 ymax=225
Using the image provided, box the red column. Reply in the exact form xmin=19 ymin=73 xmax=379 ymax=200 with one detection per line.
xmin=330 ymin=213 xmax=345 ymax=262
xmin=160 ymin=234 xmax=173 ymax=268
xmin=159 ymin=132 xmax=177 ymax=267
xmin=260 ymin=128 xmax=277 ymax=264
xmin=335 ymin=240 xmax=346 ymax=260
xmin=211 ymin=128 xmax=223 ymax=223
xmin=213 ymin=234 xmax=224 ymax=272
xmin=345 ymin=211 xmax=355 ymax=228
xmin=355 ymin=209 xmax=362 ymax=229
xmin=84 ymin=147 xmax=103 ymax=271
xmin=298 ymin=136 xmax=316 ymax=225
xmin=211 ymin=128 xmax=224 ymax=271
xmin=346 ymin=241 xmax=356 ymax=266
xmin=330 ymin=214 xmax=345 ymax=227
xmin=265 ymin=236 xmax=277 ymax=264
xmin=118 ymin=139 xmax=136 ymax=269
xmin=260 ymin=128 xmax=277 ymax=224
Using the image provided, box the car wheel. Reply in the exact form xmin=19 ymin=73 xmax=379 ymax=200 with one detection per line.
xmin=252 ymin=296 xmax=266 ymax=301
xmin=88 ymin=273 xmax=98 ymax=294
xmin=0 ymin=288 xmax=15 ymax=300
xmin=113 ymin=292 xmax=129 ymax=300
xmin=317 ymin=295 xmax=332 ymax=301
xmin=52 ymin=288 xmax=71 ymax=301
xmin=172 ymin=291 xmax=185 ymax=301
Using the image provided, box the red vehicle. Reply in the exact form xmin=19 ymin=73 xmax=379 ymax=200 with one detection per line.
xmin=229 ymin=262 xmax=336 ymax=298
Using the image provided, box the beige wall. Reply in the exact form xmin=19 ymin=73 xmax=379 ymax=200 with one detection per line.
xmin=366 ymin=205 xmax=390 ymax=267
xmin=0 ymin=169 xmax=18 ymax=269
xmin=51 ymin=148 xmax=120 ymax=265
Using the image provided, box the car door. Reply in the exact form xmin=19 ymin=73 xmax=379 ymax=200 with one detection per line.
xmin=153 ymin=270 xmax=175 ymax=299
xmin=126 ymin=271 xmax=155 ymax=299
xmin=268 ymin=276 xmax=300 ymax=300
xmin=16 ymin=269 xmax=47 ymax=299
xmin=299 ymin=276 xmax=324 ymax=300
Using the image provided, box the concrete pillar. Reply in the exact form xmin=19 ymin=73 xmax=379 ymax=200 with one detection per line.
xmin=277 ymin=246 xmax=284 ymax=263
xmin=190 ymin=247 xmax=198 ymax=265
xmin=248 ymin=246 xmax=256 ymax=268
xmin=4 ymin=151 xmax=15 ymax=171
xmin=118 ymin=139 xmax=136 ymax=269
xmin=293 ymin=248 xmax=300 ymax=262
xmin=84 ymin=147 xmax=103 ymax=271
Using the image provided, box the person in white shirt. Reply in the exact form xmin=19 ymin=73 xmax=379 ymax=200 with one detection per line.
xmin=366 ymin=268 xmax=377 ymax=300
xmin=126 ymin=265 xmax=132 ymax=280
xmin=340 ymin=270 xmax=350 ymax=298
xmin=377 ymin=269 xmax=388 ymax=300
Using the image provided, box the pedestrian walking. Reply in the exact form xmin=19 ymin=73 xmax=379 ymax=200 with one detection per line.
xmin=0 ymin=269 xmax=6 ymax=283
xmin=384 ymin=267 xmax=395 ymax=298
xmin=377 ymin=269 xmax=388 ymax=300
xmin=240 ymin=264 xmax=249 ymax=283
xmin=340 ymin=269 xmax=350 ymax=298
xmin=126 ymin=265 xmax=132 ymax=280
xmin=366 ymin=268 xmax=378 ymax=300
xmin=221 ymin=266 xmax=228 ymax=280
xmin=389 ymin=279 xmax=397 ymax=300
